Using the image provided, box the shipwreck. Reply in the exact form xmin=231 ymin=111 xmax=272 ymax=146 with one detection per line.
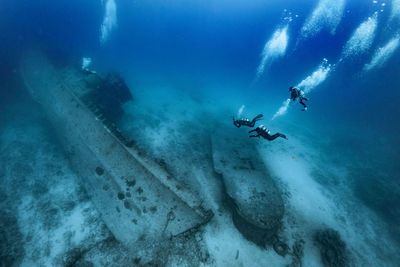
xmin=21 ymin=51 xmax=213 ymax=260
xmin=21 ymin=51 xmax=288 ymax=262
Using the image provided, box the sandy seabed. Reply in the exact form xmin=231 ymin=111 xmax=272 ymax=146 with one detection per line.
xmin=0 ymin=85 xmax=399 ymax=266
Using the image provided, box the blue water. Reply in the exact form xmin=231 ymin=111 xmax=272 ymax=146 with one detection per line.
xmin=1 ymin=0 xmax=400 ymax=266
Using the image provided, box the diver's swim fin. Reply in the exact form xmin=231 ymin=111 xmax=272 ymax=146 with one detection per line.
xmin=254 ymin=114 xmax=263 ymax=120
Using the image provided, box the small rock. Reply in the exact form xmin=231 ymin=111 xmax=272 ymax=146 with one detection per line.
xmin=150 ymin=206 xmax=157 ymax=213
xmin=235 ymin=250 xmax=239 ymax=260
xmin=117 ymin=192 xmax=125 ymax=200
xmin=125 ymin=179 xmax=136 ymax=187
xmin=273 ymin=240 xmax=289 ymax=257
xmin=314 ymin=228 xmax=349 ymax=267
xmin=95 ymin=167 xmax=104 ymax=176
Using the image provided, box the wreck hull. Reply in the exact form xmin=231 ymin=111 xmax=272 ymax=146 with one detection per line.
xmin=20 ymin=52 xmax=211 ymax=250
xmin=211 ymin=127 xmax=284 ymax=246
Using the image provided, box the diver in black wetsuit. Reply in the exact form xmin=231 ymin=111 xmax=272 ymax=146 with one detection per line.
xmin=248 ymin=125 xmax=287 ymax=141
xmin=233 ymin=114 xmax=263 ymax=128
xmin=289 ymin=86 xmax=308 ymax=111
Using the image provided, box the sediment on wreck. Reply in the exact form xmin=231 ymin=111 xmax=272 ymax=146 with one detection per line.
xmin=211 ymin=126 xmax=285 ymax=248
xmin=20 ymin=50 xmax=213 ymax=262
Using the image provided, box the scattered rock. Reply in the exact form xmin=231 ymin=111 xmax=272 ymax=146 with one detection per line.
xmin=60 ymin=200 xmax=76 ymax=212
xmin=273 ymin=239 xmax=289 ymax=257
xmin=63 ymin=247 xmax=85 ymax=267
xmin=0 ymin=210 xmax=24 ymax=267
xmin=117 ymin=192 xmax=125 ymax=200
xmin=235 ymin=250 xmax=239 ymax=260
xmin=32 ymin=181 xmax=48 ymax=198
xmin=125 ymin=179 xmax=136 ymax=187
xmin=123 ymin=200 xmax=132 ymax=211
xmin=123 ymin=200 xmax=141 ymax=216
xmin=314 ymin=228 xmax=349 ymax=267
xmin=149 ymin=206 xmax=157 ymax=214
xmin=133 ymin=257 xmax=141 ymax=265
xmin=289 ymin=239 xmax=305 ymax=267
xmin=95 ymin=167 xmax=104 ymax=176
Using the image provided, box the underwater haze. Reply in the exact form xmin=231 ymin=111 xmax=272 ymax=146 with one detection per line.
xmin=1 ymin=0 xmax=400 ymax=266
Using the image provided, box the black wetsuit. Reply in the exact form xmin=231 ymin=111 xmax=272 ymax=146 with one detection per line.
xmin=248 ymin=126 xmax=287 ymax=141
xmin=290 ymin=87 xmax=308 ymax=109
xmin=233 ymin=114 xmax=263 ymax=128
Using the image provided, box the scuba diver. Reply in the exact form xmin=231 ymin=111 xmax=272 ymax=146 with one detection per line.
xmin=248 ymin=125 xmax=287 ymax=141
xmin=289 ymin=86 xmax=308 ymax=111
xmin=233 ymin=114 xmax=263 ymax=128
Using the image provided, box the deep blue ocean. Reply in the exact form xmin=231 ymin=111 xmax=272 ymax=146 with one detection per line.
xmin=1 ymin=0 xmax=399 ymax=266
